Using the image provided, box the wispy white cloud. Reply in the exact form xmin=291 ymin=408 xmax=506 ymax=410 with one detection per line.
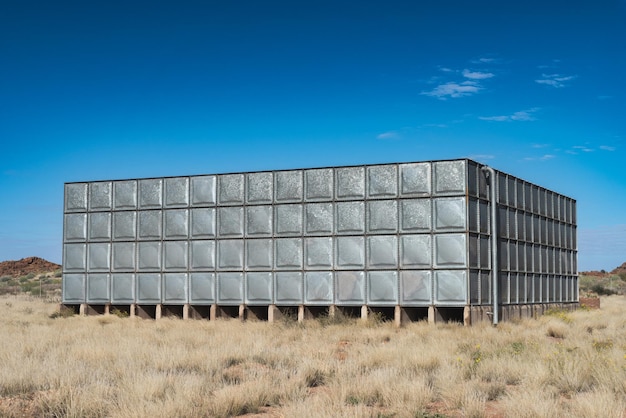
xmin=479 ymin=108 xmax=540 ymax=122
xmin=423 ymin=62 xmax=497 ymax=100
xmin=468 ymin=154 xmax=496 ymax=161
xmin=573 ymin=145 xmax=594 ymax=152
xmin=535 ymin=73 xmax=577 ymax=88
xmin=600 ymin=145 xmax=616 ymax=151
xmin=532 ymin=143 xmax=550 ymax=148
xmin=524 ymin=154 xmax=555 ymax=161
xmin=471 ymin=57 xmax=499 ymax=64
xmin=462 ymin=69 xmax=494 ymax=80
xmin=377 ymin=131 xmax=400 ymax=140
xmin=421 ymin=81 xmax=482 ymax=99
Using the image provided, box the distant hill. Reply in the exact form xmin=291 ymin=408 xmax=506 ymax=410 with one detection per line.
xmin=0 ymin=257 xmax=61 ymax=278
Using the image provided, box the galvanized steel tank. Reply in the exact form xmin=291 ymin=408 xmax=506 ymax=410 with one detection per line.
xmin=61 ymin=159 xmax=578 ymax=323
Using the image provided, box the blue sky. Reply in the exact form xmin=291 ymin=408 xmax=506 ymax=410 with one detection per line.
xmin=1 ymin=0 xmax=625 ymax=271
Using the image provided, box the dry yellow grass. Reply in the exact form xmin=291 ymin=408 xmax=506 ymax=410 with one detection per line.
xmin=1 ymin=296 xmax=625 ymax=417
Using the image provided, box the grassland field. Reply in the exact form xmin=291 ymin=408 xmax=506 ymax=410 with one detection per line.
xmin=0 ymin=294 xmax=625 ymax=418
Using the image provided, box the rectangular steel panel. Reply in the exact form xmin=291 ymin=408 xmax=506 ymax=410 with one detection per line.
xmin=498 ymin=207 xmax=508 ymax=238
xmin=190 ymin=240 xmax=215 ymax=270
xmin=468 ymin=199 xmax=479 ymax=233
xmin=499 ymin=240 xmax=509 ymax=271
xmin=367 ymin=271 xmax=398 ymax=305
xmin=62 ymin=273 xmax=85 ymax=302
xmin=113 ymin=180 xmax=137 ymax=210
xmin=516 ymin=211 xmax=525 ymax=241
xmin=65 ymin=183 xmax=88 ymax=212
xmin=64 ymin=213 xmax=87 ymax=242
xmin=112 ymin=242 xmax=135 ymax=271
xmin=510 ymin=273 xmax=518 ymax=303
xmin=400 ymin=234 xmax=431 ymax=268
xmin=163 ymin=273 xmax=188 ymax=303
xmin=524 ymin=213 xmax=532 ymax=242
xmin=400 ymin=199 xmax=431 ymax=233
xmin=508 ymin=210 xmax=516 ymax=239
xmin=305 ymin=203 xmax=333 ymax=235
xmin=480 ymin=235 xmax=490 ymax=269
xmin=469 ymin=270 xmax=479 ymax=303
xmin=468 ymin=234 xmax=479 ymax=269
xmin=275 ymin=204 xmax=303 ymax=235
xmin=304 ymin=237 xmax=333 ymax=269
xmin=275 ymin=271 xmax=303 ymax=305
xmin=137 ymin=210 xmax=162 ymax=240
xmin=217 ymin=272 xmax=244 ymax=304
xmin=138 ymin=179 xmax=163 ymax=209
xmin=88 ymin=243 xmax=110 ymax=272
xmin=137 ymin=241 xmax=162 ymax=271
xmin=467 ymin=161 xmax=479 ymax=198
xmin=88 ymin=212 xmax=111 ymax=241
xmin=218 ymin=207 xmax=244 ymax=237
xmin=367 ymin=165 xmax=398 ymax=198
xmin=189 ymin=272 xmax=215 ymax=304
xmin=400 ymin=270 xmax=432 ymax=305
xmin=111 ymin=273 xmax=135 ymax=303
xmin=480 ymin=271 xmax=490 ymax=305
xmin=433 ymin=160 xmax=466 ymax=195
xmin=304 ymin=272 xmax=333 ymax=304
xmin=479 ymin=200 xmax=489 ymax=234
xmin=218 ymin=174 xmax=245 ymax=205
xmin=275 ymin=170 xmax=303 ymax=202
xmin=367 ymin=200 xmax=398 ymax=233
xmin=164 ymin=209 xmax=189 ymax=239
xmin=275 ymin=238 xmax=303 ymax=269
xmin=136 ymin=273 xmax=161 ymax=303
xmin=112 ymin=212 xmax=136 ymax=241
xmin=190 ymin=175 xmax=216 ymax=206
xmin=434 ymin=270 xmax=467 ymax=304
xmin=336 ymin=166 xmax=365 ymax=199
xmin=508 ymin=241 xmax=517 ymax=272
xmin=89 ymin=182 xmax=112 ymax=211
xmin=367 ymin=235 xmax=398 ymax=269
xmin=87 ymin=273 xmax=110 ymax=303
xmin=217 ymin=240 xmax=244 ymax=270
xmin=434 ymin=234 xmax=467 ymax=268
xmin=246 ymin=206 xmax=273 ymax=237
xmin=507 ymin=176 xmax=516 ymax=207
xmin=246 ymin=272 xmax=273 ymax=305
xmin=246 ymin=239 xmax=273 ymax=270
xmin=335 ymin=271 xmax=365 ymax=305
xmin=336 ymin=201 xmax=365 ymax=234
xmin=64 ymin=243 xmax=86 ymax=272
xmin=163 ymin=241 xmax=188 ymax=271
xmin=246 ymin=172 xmax=273 ymax=204
xmin=498 ymin=273 xmax=508 ymax=304
xmin=164 ymin=177 xmax=189 ymax=208
xmin=433 ymin=197 xmax=466 ymax=231
xmin=399 ymin=162 xmax=431 ymax=196
xmin=190 ymin=208 xmax=215 ymax=238
xmin=335 ymin=236 xmax=365 ymax=269
xmin=304 ymin=168 xmax=333 ymax=201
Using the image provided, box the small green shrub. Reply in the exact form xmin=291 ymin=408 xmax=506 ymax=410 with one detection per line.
xmin=111 ymin=308 xmax=129 ymax=318
xmin=591 ymin=284 xmax=616 ymax=296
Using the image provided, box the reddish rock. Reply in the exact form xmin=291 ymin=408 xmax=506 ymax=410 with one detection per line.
xmin=0 ymin=257 xmax=61 ymax=278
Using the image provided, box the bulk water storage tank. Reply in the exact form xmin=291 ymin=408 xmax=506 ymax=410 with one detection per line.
xmin=62 ymin=159 xmax=578 ymax=324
